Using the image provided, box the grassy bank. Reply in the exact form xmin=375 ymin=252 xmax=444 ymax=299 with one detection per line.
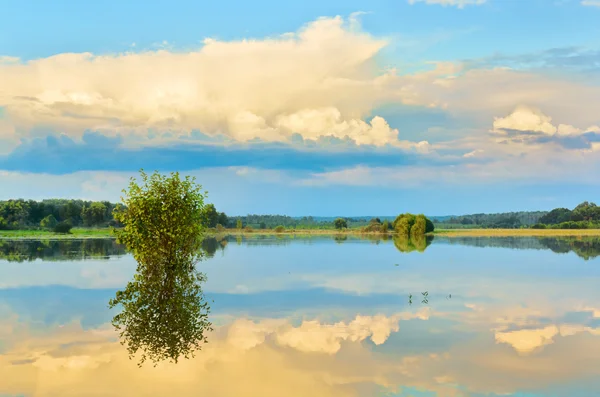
xmin=0 ymin=227 xmax=393 ymax=240
xmin=4 ymin=227 xmax=600 ymax=240
xmin=0 ymin=228 xmax=114 ymax=240
xmin=436 ymin=228 xmax=600 ymax=237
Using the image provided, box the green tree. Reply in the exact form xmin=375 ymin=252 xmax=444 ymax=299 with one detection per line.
xmin=394 ymin=214 xmax=416 ymax=238
xmin=334 ymin=218 xmax=348 ymax=230
xmin=411 ymin=215 xmax=427 ymax=238
xmin=425 ymin=218 xmax=435 ymax=233
xmin=217 ymin=212 xmax=228 ymax=227
xmin=81 ymin=202 xmax=107 ymax=226
xmin=108 ymin=170 xmax=212 ymax=367
xmin=53 ymin=221 xmax=72 ymax=234
xmin=381 ymin=222 xmax=389 ymax=234
xmin=40 ymin=214 xmax=58 ymax=229
xmin=236 ymin=219 xmax=243 ymax=229
xmin=201 ymin=204 xmax=219 ymax=228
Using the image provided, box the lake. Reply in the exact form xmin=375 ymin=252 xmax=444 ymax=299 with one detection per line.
xmin=1 ymin=235 xmax=600 ymax=397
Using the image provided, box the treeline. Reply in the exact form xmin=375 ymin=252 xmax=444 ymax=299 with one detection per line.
xmin=433 ymin=211 xmax=547 ymax=229
xmin=532 ymin=202 xmax=600 ymax=229
xmin=225 ymin=215 xmax=376 ymax=230
xmin=0 ymin=198 xmax=372 ymax=231
xmin=0 ymin=199 xmax=122 ymax=230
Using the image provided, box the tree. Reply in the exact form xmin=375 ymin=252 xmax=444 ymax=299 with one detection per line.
xmin=539 ymin=208 xmax=572 ymax=225
xmin=40 ymin=214 xmax=58 ymax=229
xmin=81 ymin=202 xmax=107 ymax=226
xmin=411 ymin=215 xmax=427 ymax=238
xmin=201 ymin=204 xmax=219 ymax=228
xmin=381 ymin=222 xmax=389 ymax=234
xmin=425 ymin=218 xmax=435 ymax=233
xmin=217 ymin=212 xmax=228 ymax=227
xmin=53 ymin=221 xmax=72 ymax=234
xmin=236 ymin=219 xmax=243 ymax=229
xmin=394 ymin=214 xmax=416 ymax=238
xmin=334 ymin=218 xmax=348 ymax=230
xmin=108 ymin=170 xmax=212 ymax=366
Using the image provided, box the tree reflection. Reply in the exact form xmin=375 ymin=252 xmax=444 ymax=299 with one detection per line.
xmin=0 ymin=239 xmax=126 ymax=262
xmin=108 ymin=263 xmax=211 ymax=367
xmin=392 ymin=235 xmax=433 ymax=253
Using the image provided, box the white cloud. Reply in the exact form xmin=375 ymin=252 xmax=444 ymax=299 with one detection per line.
xmin=495 ymin=324 xmax=600 ymax=354
xmin=491 ymin=106 xmax=599 ymax=139
xmin=408 ymin=0 xmax=487 ymax=7
xmin=415 ymin=67 xmax=600 ymax=128
xmin=226 ymin=314 xmax=408 ymax=354
xmin=581 ymin=0 xmax=600 ymax=6
xmin=492 ymin=106 xmax=557 ymax=135
xmin=0 ymin=16 xmax=418 ymax=148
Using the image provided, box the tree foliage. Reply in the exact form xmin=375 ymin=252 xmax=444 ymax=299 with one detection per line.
xmin=435 ymin=211 xmax=546 ymax=229
xmin=108 ymin=170 xmax=212 ymax=367
xmin=536 ymin=202 xmax=600 ymax=229
xmin=53 ymin=221 xmax=72 ymax=234
xmin=40 ymin=214 xmax=58 ymax=229
xmin=334 ymin=218 xmax=348 ymax=230
xmin=0 ymin=198 xmax=121 ymax=230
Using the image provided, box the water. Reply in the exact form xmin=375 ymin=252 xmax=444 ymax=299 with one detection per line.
xmin=1 ymin=235 xmax=600 ymax=397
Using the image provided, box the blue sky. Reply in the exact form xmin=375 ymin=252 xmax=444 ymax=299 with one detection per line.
xmin=1 ymin=0 xmax=600 ymax=215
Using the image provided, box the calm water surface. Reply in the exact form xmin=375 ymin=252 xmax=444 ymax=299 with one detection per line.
xmin=1 ymin=235 xmax=600 ymax=397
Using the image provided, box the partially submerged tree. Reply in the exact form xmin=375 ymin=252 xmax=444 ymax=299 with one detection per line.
xmin=109 ymin=170 xmax=212 ymax=366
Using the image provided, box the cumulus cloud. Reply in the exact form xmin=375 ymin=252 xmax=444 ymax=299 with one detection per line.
xmin=492 ymin=106 xmax=558 ymax=136
xmin=491 ymin=106 xmax=600 ymax=149
xmin=495 ymin=324 xmax=600 ymax=355
xmin=407 ymin=0 xmax=486 ymax=7
xmin=0 ymin=16 xmax=421 ymax=148
xmin=417 ymin=67 xmax=600 ymax=128
xmin=226 ymin=314 xmax=409 ymax=354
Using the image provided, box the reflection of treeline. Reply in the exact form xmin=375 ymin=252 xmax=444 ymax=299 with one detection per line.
xmin=0 ymin=239 xmax=127 ymax=262
xmin=436 ymin=236 xmax=600 ymax=260
xmin=0 ymin=236 xmax=229 ymax=262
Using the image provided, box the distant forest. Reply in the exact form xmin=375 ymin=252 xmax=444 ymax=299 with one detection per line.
xmin=433 ymin=201 xmax=600 ymax=229
xmin=1 ymin=198 xmax=598 ymax=230
xmin=431 ymin=211 xmax=548 ymax=229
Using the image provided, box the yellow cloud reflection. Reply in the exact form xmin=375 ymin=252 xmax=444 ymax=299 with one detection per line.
xmin=2 ymin=304 xmax=600 ymax=397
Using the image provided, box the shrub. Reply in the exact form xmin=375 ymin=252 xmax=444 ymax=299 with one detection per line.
xmin=53 ymin=222 xmax=72 ymax=234
xmin=244 ymin=225 xmax=253 ymax=232
xmin=274 ymin=225 xmax=285 ymax=233
xmin=216 ymin=224 xmax=225 ymax=233
xmin=425 ymin=218 xmax=435 ymax=233
xmin=381 ymin=222 xmax=389 ymax=233
xmin=40 ymin=214 xmax=58 ymax=229
xmin=334 ymin=218 xmax=348 ymax=230
xmin=411 ymin=215 xmax=427 ymax=238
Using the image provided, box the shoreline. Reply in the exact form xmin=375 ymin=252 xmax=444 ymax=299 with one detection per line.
xmin=2 ymin=227 xmax=600 ymax=240
xmin=0 ymin=228 xmax=392 ymax=240
xmin=435 ymin=229 xmax=600 ymax=237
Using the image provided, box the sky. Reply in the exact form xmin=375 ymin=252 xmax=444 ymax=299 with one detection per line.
xmin=1 ymin=0 xmax=600 ymax=216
